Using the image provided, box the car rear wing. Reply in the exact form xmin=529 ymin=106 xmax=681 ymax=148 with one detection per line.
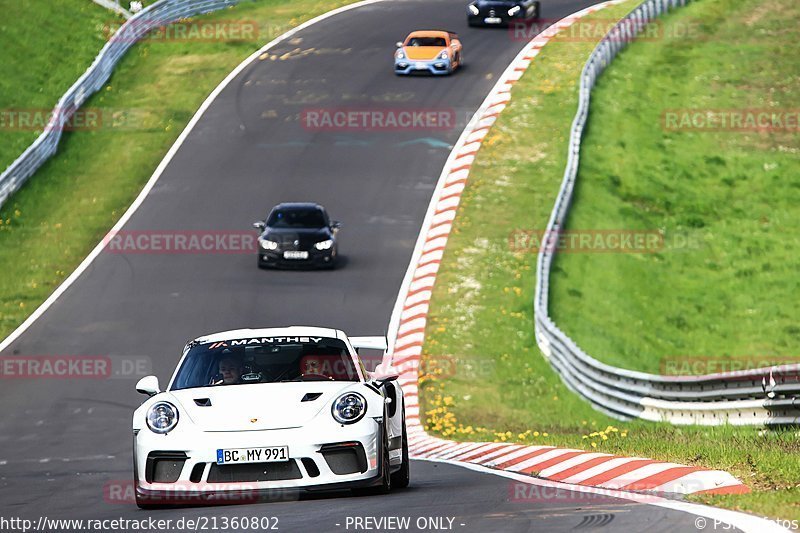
xmin=350 ymin=336 xmax=388 ymax=352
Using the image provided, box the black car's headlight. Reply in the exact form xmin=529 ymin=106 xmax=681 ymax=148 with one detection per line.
xmin=314 ymin=239 xmax=334 ymax=250
xmin=259 ymin=239 xmax=278 ymax=250
xmin=508 ymin=5 xmax=521 ymax=16
xmin=332 ymin=392 xmax=367 ymax=424
xmin=146 ymin=401 xmax=179 ymax=434
xmin=468 ymin=3 xmax=479 ymax=15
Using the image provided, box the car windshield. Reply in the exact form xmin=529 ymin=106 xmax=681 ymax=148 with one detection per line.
xmin=170 ymin=336 xmax=360 ymax=390
xmin=407 ymin=37 xmax=447 ymax=47
xmin=267 ymin=208 xmax=327 ymax=229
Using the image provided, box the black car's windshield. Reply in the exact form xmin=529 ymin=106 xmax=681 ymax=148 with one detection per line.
xmin=267 ymin=208 xmax=327 ymax=229
xmin=407 ymin=37 xmax=447 ymax=47
xmin=170 ymin=336 xmax=359 ymax=390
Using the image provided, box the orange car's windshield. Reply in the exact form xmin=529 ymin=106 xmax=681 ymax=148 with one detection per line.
xmin=407 ymin=37 xmax=447 ymax=47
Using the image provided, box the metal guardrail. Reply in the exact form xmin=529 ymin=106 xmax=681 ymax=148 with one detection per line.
xmin=534 ymin=0 xmax=800 ymax=425
xmin=0 ymin=0 xmax=241 ymax=211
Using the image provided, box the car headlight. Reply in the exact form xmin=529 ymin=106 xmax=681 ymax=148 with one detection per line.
xmin=396 ymin=49 xmax=405 ymax=59
xmin=468 ymin=3 xmax=479 ymax=15
xmin=508 ymin=5 xmax=521 ymax=16
xmin=259 ymin=239 xmax=278 ymax=250
xmin=146 ymin=401 xmax=179 ymax=434
xmin=438 ymin=50 xmax=449 ymax=60
xmin=314 ymin=239 xmax=334 ymax=250
xmin=332 ymin=392 xmax=367 ymax=424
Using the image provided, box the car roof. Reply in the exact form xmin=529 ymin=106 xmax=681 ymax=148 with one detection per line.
xmin=193 ymin=326 xmax=344 ymax=345
xmin=272 ymin=202 xmax=324 ymax=211
xmin=406 ymin=30 xmax=453 ymax=39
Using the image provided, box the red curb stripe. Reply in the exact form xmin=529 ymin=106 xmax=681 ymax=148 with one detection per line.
xmin=547 ymin=455 xmax=618 ymax=482
xmin=458 ymin=444 xmax=507 ymax=462
xmin=399 ymin=313 xmax=428 ymax=326
xmin=433 ymin=205 xmax=458 ymax=217
xmin=517 ymin=451 xmax=585 ymax=474
xmin=455 ymin=150 xmax=479 ymax=160
xmin=693 ymin=484 xmax=751 ymax=495
xmin=393 ymin=340 xmax=423 ymax=352
xmin=440 ymin=190 xmax=463 ymax=202
xmin=417 ymin=256 xmax=443 ymax=269
xmin=494 ymin=447 xmax=556 ymax=470
xmin=451 ymin=164 xmax=472 ymax=173
xmin=578 ymin=459 xmax=657 ymax=487
xmin=620 ymin=467 xmax=703 ymax=491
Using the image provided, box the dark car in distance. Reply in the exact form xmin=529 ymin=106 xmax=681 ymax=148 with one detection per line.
xmin=467 ymin=0 xmax=540 ymax=26
xmin=253 ymin=203 xmax=340 ymax=269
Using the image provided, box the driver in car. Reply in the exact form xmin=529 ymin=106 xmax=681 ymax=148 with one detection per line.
xmin=212 ymin=354 xmax=243 ymax=385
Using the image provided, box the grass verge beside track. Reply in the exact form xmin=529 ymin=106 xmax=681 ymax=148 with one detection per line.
xmin=0 ymin=0 xmax=111 ymax=170
xmin=0 ymin=0 xmax=355 ymax=337
xmin=550 ymin=0 xmax=800 ymax=374
xmin=420 ymin=0 xmax=800 ymax=520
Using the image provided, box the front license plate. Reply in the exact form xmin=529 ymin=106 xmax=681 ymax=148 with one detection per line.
xmin=484 ymin=17 xmax=502 ymax=23
xmin=414 ymin=62 xmax=427 ymax=70
xmin=283 ymin=251 xmax=308 ymax=259
xmin=216 ymin=446 xmax=289 ymax=465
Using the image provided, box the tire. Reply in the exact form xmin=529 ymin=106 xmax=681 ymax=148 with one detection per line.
xmin=391 ymin=419 xmax=410 ymax=489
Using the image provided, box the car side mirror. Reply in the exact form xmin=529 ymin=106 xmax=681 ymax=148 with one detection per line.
xmin=253 ymin=221 xmax=266 ymax=231
xmin=396 ymin=41 xmax=403 ymax=48
xmin=136 ymin=375 xmax=160 ymax=397
xmin=331 ymin=221 xmax=341 ymax=230
xmin=373 ymin=374 xmax=399 ymax=389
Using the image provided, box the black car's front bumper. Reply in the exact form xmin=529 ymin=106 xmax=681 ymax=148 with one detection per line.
xmin=257 ymin=248 xmax=336 ymax=269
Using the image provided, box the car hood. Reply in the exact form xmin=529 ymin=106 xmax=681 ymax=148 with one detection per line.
xmin=403 ymin=46 xmax=445 ymax=61
xmin=169 ymin=381 xmax=356 ymax=431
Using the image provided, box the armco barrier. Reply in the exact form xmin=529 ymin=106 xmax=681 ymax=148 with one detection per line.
xmin=533 ymin=0 xmax=800 ymax=425
xmin=0 ymin=0 xmax=242 ymax=210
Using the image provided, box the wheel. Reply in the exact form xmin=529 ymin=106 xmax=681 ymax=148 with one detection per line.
xmin=391 ymin=418 xmax=410 ymax=489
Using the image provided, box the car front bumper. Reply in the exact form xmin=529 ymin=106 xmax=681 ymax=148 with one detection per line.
xmin=257 ymin=247 xmax=336 ymax=268
xmin=134 ymin=418 xmax=384 ymax=504
xmin=394 ymin=57 xmax=452 ymax=75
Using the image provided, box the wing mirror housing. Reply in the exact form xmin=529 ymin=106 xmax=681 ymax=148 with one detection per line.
xmin=253 ymin=221 xmax=266 ymax=231
xmin=373 ymin=374 xmax=399 ymax=389
xmin=136 ymin=375 xmax=161 ymax=397
xmin=396 ymin=41 xmax=403 ymax=48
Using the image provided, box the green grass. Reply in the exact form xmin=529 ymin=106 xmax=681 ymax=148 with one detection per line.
xmin=0 ymin=0 xmax=112 ymax=170
xmin=420 ymin=0 xmax=800 ymax=521
xmin=0 ymin=0 xmax=355 ymax=337
xmin=549 ymin=0 xmax=800 ymax=374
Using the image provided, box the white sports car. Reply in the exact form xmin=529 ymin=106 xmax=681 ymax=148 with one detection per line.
xmin=132 ymin=326 xmax=408 ymax=508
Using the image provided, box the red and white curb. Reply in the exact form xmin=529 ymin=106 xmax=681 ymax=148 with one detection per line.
xmin=382 ymin=0 xmax=749 ymax=498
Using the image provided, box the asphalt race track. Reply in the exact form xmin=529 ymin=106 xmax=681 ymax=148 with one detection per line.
xmin=0 ymin=0 xmax=735 ymax=531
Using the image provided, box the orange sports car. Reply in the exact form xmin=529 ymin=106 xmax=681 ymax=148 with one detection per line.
xmin=394 ymin=30 xmax=463 ymax=75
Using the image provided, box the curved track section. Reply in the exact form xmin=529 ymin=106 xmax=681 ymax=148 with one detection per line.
xmin=0 ymin=1 xmax=745 ymax=530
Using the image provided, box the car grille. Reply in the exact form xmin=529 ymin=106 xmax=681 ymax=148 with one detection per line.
xmin=206 ymin=460 xmax=303 ymax=482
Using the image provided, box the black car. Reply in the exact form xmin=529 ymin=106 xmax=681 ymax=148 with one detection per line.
xmin=253 ymin=203 xmax=340 ymax=269
xmin=467 ymin=0 xmax=540 ymax=26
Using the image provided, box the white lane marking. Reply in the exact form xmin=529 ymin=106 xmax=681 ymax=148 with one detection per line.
xmin=0 ymin=0 xmax=388 ymax=353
